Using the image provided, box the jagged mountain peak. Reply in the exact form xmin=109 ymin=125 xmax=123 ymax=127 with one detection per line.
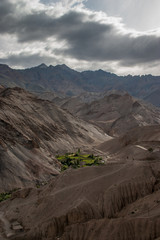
xmin=55 ymin=63 xmax=72 ymax=71
xmin=36 ymin=63 xmax=48 ymax=68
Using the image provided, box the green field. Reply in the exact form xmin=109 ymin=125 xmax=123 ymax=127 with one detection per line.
xmin=56 ymin=151 xmax=104 ymax=171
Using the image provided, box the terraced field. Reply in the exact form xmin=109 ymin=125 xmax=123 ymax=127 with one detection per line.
xmin=56 ymin=151 xmax=104 ymax=171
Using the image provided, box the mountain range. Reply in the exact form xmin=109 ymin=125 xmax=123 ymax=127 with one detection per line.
xmin=0 ymin=63 xmax=160 ymax=106
xmin=0 ymin=63 xmax=160 ymax=240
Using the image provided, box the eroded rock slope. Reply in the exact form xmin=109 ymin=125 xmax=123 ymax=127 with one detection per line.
xmin=1 ymin=158 xmax=160 ymax=240
xmin=60 ymin=93 xmax=160 ymax=136
xmin=0 ymin=87 xmax=109 ymax=192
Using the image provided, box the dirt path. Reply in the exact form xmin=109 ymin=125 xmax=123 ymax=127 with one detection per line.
xmin=135 ymin=145 xmax=147 ymax=151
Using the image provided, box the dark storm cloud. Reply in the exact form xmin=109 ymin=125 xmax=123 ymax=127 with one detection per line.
xmin=40 ymin=0 xmax=58 ymax=4
xmin=0 ymin=0 xmax=14 ymax=17
xmin=0 ymin=1 xmax=87 ymax=41
xmin=61 ymin=31 xmax=160 ymax=65
xmin=1 ymin=0 xmax=160 ymax=66
xmin=0 ymin=0 xmax=16 ymax=33
xmin=17 ymin=11 xmax=88 ymax=42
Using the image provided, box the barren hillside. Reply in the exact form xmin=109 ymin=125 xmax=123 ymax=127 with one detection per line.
xmin=0 ymin=87 xmax=109 ymax=192
xmin=0 ymin=87 xmax=160 ymax=240
xmin=1 ymin=154 xmax=160 ymax=239
xmin=60 ymin=93 xmax=160 ymax=136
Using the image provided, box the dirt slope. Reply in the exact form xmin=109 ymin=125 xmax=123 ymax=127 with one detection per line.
xmin=0 ymin=158 xmax=160 ymax=239
xmin=0 ymin=87 xmax=109 ymax=192
xmin=98 ymin=125 xmax=160 ymax=162
xmin=60 ymin=93 xmax=160 ymax=136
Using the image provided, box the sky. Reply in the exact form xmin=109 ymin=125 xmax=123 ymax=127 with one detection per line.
xmin=0 ymin=0 xmax=160 ymax=75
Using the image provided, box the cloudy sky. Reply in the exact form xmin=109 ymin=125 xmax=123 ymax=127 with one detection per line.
xmin=0 ymin=0 xmax=160 ymax=75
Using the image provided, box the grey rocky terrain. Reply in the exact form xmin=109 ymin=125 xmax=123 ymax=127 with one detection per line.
xmin=0 ymin=66 xmax=160 ymax=239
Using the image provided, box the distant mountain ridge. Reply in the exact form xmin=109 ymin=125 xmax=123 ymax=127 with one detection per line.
xmin=0 ymin=63 xmax=160 ymax=106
